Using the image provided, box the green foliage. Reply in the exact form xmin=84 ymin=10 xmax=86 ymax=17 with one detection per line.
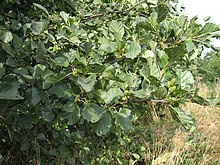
xmin=197 ymin=51 xmax=220 ymax=83
xmin=0 ymin=0 xmax=220 ymax=164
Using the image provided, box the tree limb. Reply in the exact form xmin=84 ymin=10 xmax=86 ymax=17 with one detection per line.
xmin=84 ymin=0 xmax=146 ymax=19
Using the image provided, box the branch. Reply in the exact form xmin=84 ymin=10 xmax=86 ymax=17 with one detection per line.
xmin=150 ymin=99 xmax=168 ymax=103
xmin=84 ymin=0 xmax=146 ymax=19
xmin=84 ymin=13 xmax=103 ymax=19
xmin=114 ymin=0 xmax=145 ymax=13
xmin=60 ymin=35 xmax=86 ymax=53
xmin=136 ymin=98 xmax=169 ymax=104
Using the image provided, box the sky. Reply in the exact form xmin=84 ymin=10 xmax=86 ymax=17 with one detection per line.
xmin=178 ymin=0 xmax=220 ymax=24
xmin=178 ymin=0 xmax=220 ymax=47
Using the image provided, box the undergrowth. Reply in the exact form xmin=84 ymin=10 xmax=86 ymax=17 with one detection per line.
xmin=140 ymin=83 xmax=220 ymax=165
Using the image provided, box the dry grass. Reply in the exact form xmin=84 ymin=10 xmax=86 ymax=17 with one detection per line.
xmin=183 ymin=102 xmax=220 ymax=164
xmin=144 ymin=83 xmax=220 ymax=165
xmin=184 ymin=83 xmax=220 ymax=163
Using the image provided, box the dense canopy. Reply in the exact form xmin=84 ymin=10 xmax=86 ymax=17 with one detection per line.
xmin=0 ymin=0 xmax=220 ymax=164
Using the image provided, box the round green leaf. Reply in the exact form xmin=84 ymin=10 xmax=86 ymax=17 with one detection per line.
xmin=63 ymin=103 xmax=81 ymax=125
xmin=42 ymin=108 xmax=54 ymax=122
xmin=125 ymin=42 xmax=141 ymax=59
xmin=54 ymin=57 xmax=69 ymax=67
xmin=77 ymin=75 xmax=96 ymax=92
xmin=82 ymin=103 xmax=105 ymax=123
xmin=115 ymin=108 xmax=133 ymax=131
xmin=1 ymin=31 xmax=13 ymax=43
xmin=0 ymin=80 xmax=24 ymax=100
xmin=100 ymin=87 xmax=124 ymax=104
xmin=93 ymin=113 xmax=112 ymax=136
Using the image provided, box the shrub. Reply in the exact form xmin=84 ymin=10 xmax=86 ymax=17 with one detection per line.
xmin=0 ymin=0 xmax=219 ymax=164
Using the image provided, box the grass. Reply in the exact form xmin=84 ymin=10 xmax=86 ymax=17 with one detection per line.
xmin=142 ymin=83 xmax=220 ymax=165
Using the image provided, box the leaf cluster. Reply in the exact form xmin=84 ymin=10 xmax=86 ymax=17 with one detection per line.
xmin=0 ymin=0 xmax=219 ymax=164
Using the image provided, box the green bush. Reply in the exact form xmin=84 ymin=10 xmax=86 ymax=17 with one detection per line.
xmin=0 ymin=0 xmax=220 ymax=164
